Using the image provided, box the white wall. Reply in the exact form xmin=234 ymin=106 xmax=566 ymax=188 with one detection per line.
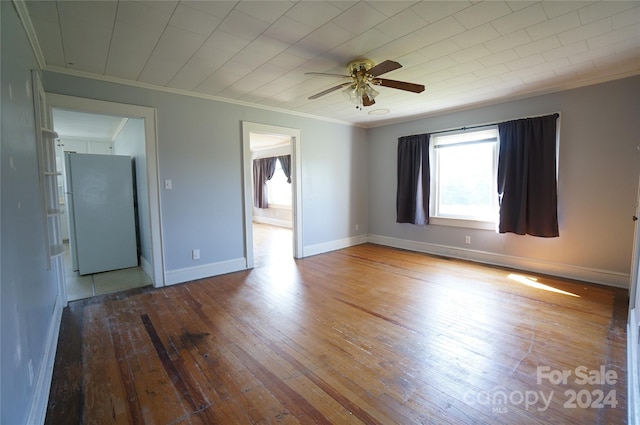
xmin=367 ymin=76 xmax=640 ymax=287
xmin=112 ymin=118 xmax=152 ymax=272
xmin=60 ymin=137 xmax=112 ymax=154
xmin=42 ymin=71 xmax=369 ymax=280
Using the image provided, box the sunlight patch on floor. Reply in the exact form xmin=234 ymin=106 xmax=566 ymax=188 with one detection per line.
xmin=508 ymin=273 xmax=580 ymax=297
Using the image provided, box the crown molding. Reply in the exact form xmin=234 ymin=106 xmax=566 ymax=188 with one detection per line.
xmin=364 ymin=69 xmax=640 ymax=129
xmin=13 ymin=0 xmax=360 ymax=129
xmin=42 ymin=65 xmax=362 ymax=128
xmin=16 ymin=0 xmax=638 ymax=132
xmin=12 ymin=0 xmax=46 ymax=69
xmin=46 ymin=60 xmax=638 ymax=131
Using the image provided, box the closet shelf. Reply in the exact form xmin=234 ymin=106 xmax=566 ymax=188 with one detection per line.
xmin=41 ymin=128 xmax=59 ymax=139
xmin=33 ymin=70 xmax=63 ymax=271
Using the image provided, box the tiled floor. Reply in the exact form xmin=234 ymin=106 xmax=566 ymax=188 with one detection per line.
xmin=63 ymin=242 xmax=152 ymax=302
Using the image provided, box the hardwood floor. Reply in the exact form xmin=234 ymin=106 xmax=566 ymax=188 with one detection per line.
xmin=46 ymin=243 xmax=628 ymax=424
xmin=252 ymin=223 xmax=292 ymax=268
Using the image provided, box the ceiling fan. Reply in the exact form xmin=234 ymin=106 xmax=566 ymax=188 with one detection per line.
xmin=306 ymin=59 xmax=425 ymax=109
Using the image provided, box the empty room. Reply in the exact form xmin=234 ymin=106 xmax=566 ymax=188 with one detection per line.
xmin=2 ymin=1 xmax=640 ymax=424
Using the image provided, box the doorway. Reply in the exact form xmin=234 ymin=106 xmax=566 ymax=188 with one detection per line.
xmin=628 ymin=173 xmax=640 ymax=423
xmin=242 ymin=122 xmax=303 ymax=268
xmin=47 ymin=94 xmax=165 ymax=300
xmin=52 ymin=110 xmax=151 ymax=300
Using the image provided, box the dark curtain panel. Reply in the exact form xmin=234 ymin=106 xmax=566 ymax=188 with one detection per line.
xmin=253 ymin=157 xmax=277 ymax=208
xmin=278 ymin=155 xmax=292 ymax=183
xmin=497 ymin=114 xmax=559 ymax=237
xmin=396 ymin=134 xmax=430 ymax=225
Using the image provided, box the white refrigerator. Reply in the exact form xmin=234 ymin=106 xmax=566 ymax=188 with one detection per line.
xmin=65 ymin=152 xmax=138 ymax=275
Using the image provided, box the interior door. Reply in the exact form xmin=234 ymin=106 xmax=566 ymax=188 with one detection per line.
xmin=628 ymin=172 xmax=640 ymax=425
xmin=67 ymin=153 xmax=138 ymax=275
xmin=630 ymin=173 xmax=640 ymax=319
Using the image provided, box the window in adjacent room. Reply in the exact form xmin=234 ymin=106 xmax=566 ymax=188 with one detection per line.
xmin=430 ymin=127 xmax=498 ymax=228
xmin=267 ymin=160 xmax=291 ymax=207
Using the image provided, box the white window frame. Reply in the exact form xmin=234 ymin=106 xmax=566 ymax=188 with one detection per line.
xmin=429 ymin=127 xmax=499 ymax=230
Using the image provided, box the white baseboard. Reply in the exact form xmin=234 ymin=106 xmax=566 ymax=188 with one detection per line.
xmin=26 ymin=291 xmax=65 ymax=425
xmin=630 ymin=311 xmax=640 ymax=425
xmin=368 ymin=234 xmax=630 ymax=288
xmin=139 ymin=255 xmax=153 ymax=280
xmin=165 ymin=257 xmax=247 ymax=286
xmin=165 ymin=235 xmax=628 ymax=287
xmin=253 ymin=217 xmax=292 ymax=228
xmin=303 ymin=234 xmax=368 ymax=257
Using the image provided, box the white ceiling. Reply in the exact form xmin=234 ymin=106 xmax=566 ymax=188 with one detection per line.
xmin=25 ymin=1 xmax=640 ymax=127
xmin=250 ymin=133 xmax=291 ymax=151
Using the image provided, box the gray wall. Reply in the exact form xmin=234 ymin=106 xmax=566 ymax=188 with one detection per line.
xmin=1 ymin=2 xmax=59 ymax=423
xmin=42 ymin=72 xmax=369 ymax=274
xmin=4 ymin=0 xmax=637 ymax=419
xmin=367 ymin=76 xmax=640 ymax=284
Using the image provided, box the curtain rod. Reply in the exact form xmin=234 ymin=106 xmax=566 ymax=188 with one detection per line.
xmin=407 ymin=112 xmax=561 ymax=138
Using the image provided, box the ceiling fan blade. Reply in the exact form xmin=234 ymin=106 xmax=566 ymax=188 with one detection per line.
xmin=368 ymin=60 xmax=402 ymax=77
xmin=362 ymin=95 xmax=375 ymax=107
xmin=308 ymin=82 xmax=352 ymax=100
xmin=376 ymin=78 xmax=425 ymax=93
xmin=305 ymin=72 xmax=350 ymax=78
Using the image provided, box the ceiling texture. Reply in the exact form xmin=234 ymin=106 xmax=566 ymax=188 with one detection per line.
xmin=23 ymin=0 xmax=640 ymax=127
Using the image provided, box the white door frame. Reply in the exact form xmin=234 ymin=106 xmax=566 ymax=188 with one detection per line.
xmin=46 ymin=93 xmax=165 ymax=288
xmin=628 ymin=172 xmax=640 ymax=425
xmin=242 ymin=122 xmax=302 ymax=267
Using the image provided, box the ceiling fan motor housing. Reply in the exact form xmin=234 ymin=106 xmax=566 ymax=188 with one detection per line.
xmin=347 ymin=59 xmax=376 ymax=77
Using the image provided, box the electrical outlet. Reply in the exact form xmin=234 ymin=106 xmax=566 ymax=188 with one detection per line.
xmin=192 ymin=249 xmax=200 ymax=260
xmin=464 ymin=235 xmax=471 ymax=245
xmin=164 ymin=179 xmax=172 ymax=190
xmin=355 ymin=223 xmax=359 ymax=231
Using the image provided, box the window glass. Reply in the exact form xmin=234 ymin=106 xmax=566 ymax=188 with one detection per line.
xmin=267 ymin=161 xmax=291 ymax=207
xmin=431 ymin=128 xmax=498 ymax=223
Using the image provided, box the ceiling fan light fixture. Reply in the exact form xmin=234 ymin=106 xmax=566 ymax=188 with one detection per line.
xmin=307 ymin=58 xmax=424 ymax=109
xmin=364 ymin=84 xmax=379 ymax=100
xmin=342 ymin=84 xmax=357 ymax=102
xmin=343 ymin=81 xmax=378 ymax=110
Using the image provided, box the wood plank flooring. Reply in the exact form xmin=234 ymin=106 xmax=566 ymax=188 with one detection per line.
xmin=46 ymin=243 xmax=628 ymax=424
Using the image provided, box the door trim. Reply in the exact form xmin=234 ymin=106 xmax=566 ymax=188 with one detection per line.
xmin=242 ymin=122 xmax=302 ymax=267
xmin=627 ymin=172 xmax=640 ymax=425
xmin=46 ymin=93 xmax=165 ymax=287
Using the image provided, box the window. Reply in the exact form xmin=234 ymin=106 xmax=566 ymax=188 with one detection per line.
xmin=267 ymin=161 xmax=291 ymax=207
xmin=431 ymin=128 xmax=498 ymax=228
